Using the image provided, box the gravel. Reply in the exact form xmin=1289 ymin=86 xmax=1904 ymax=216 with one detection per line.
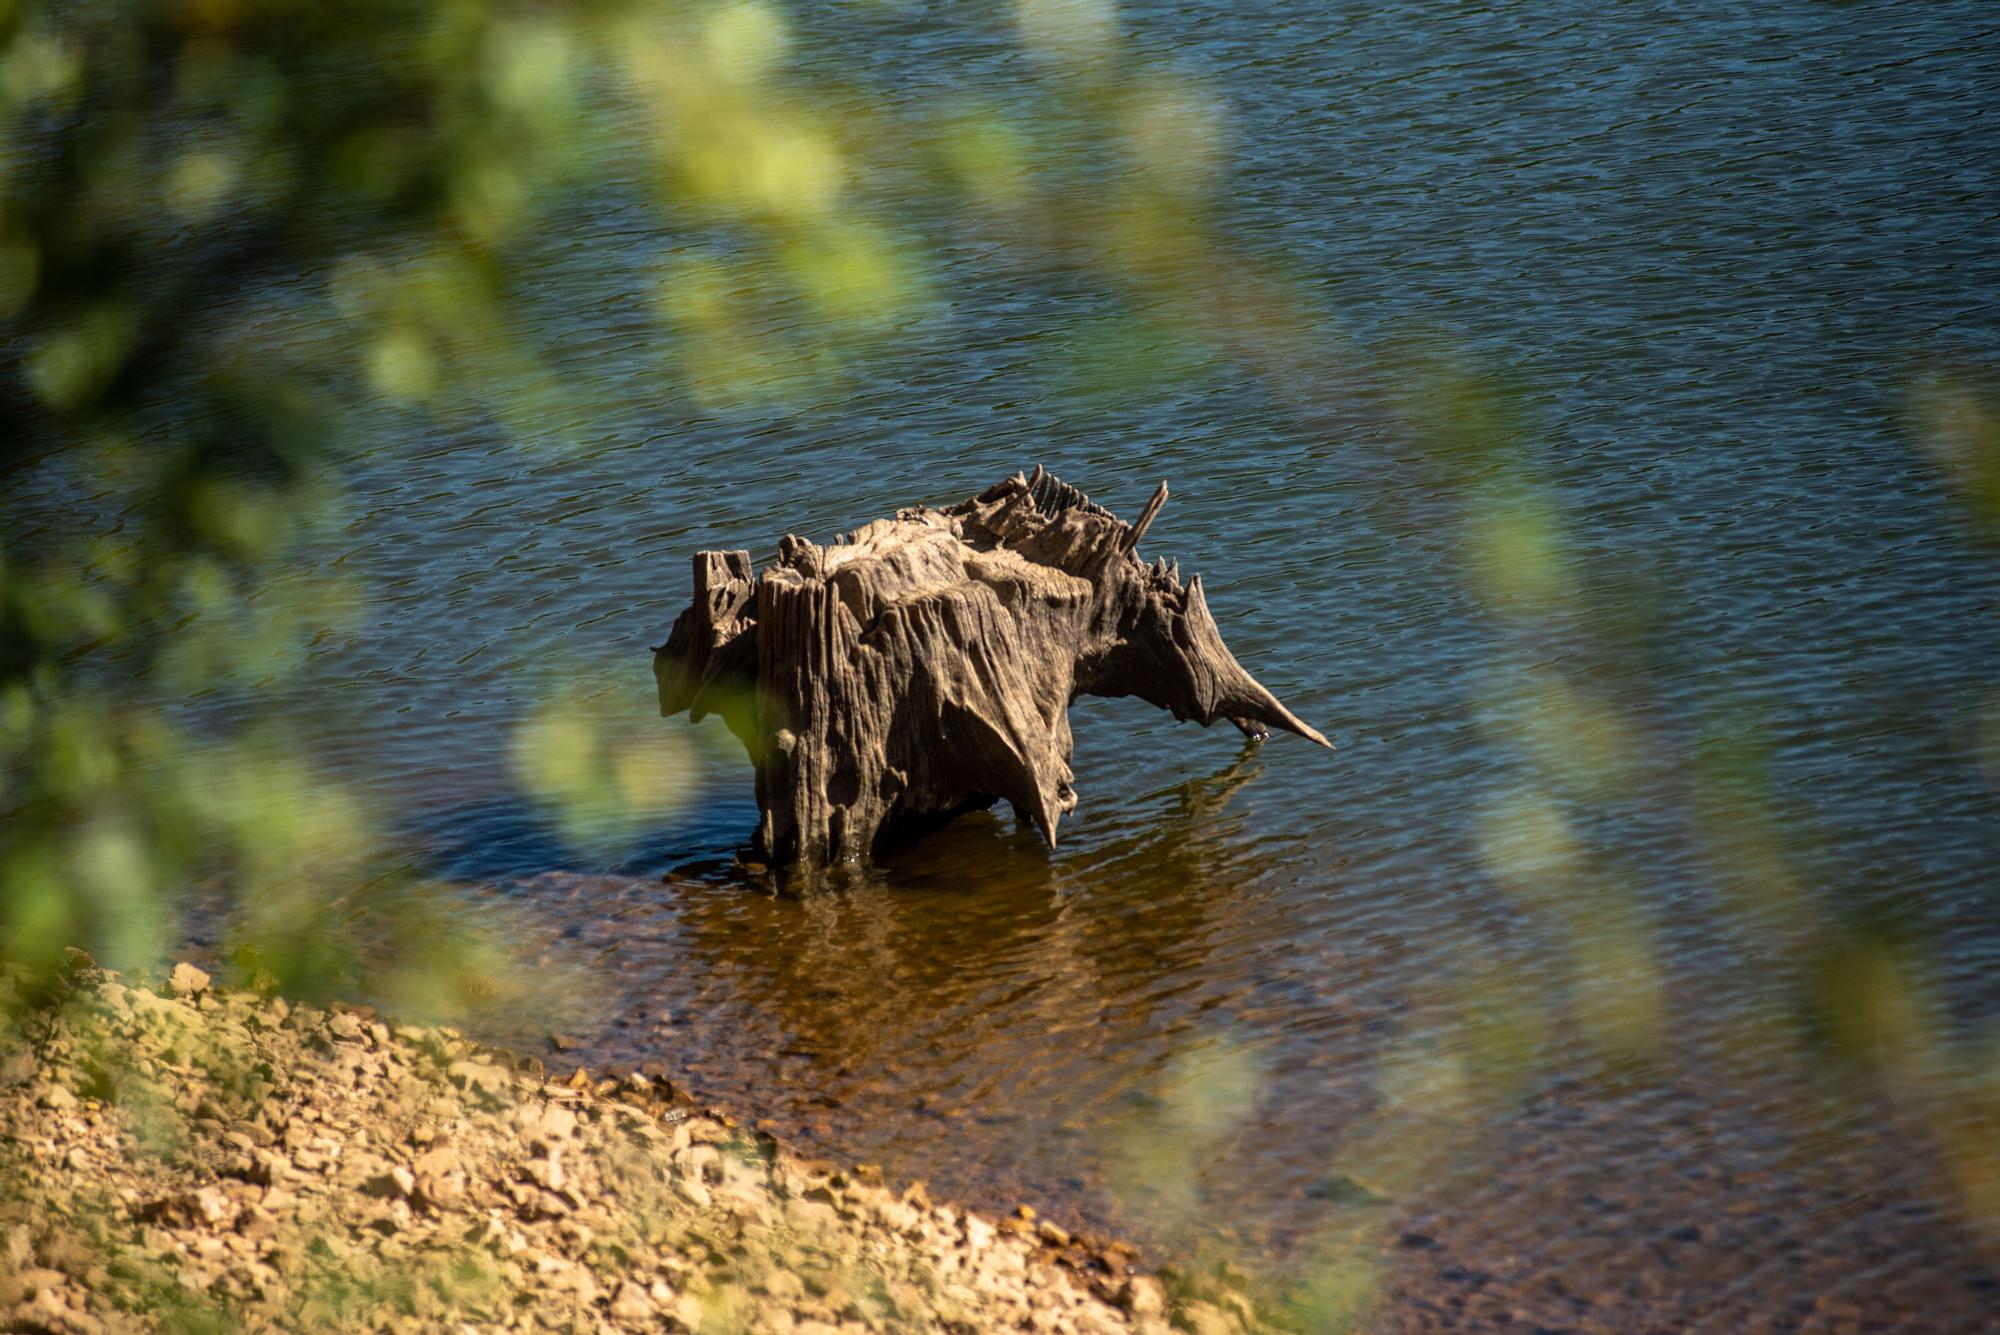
xmin=0 ymin=956 xmax=1215 ymax=1334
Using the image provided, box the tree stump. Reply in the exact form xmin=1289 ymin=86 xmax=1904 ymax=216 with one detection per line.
xmin=652 ymin=468 xmax=1328 ymax=864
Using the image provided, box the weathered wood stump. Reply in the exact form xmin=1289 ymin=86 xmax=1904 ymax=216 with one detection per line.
xmin=653 ymin=468 xmax=1328 ymax=864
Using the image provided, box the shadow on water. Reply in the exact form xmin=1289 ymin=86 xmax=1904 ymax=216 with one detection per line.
xmin=399 ymin=790 xmax=761 ymax=883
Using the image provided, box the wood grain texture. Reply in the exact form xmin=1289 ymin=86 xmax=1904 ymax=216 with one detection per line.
xmin=653 ymin=470 xmax=1329 ymax=864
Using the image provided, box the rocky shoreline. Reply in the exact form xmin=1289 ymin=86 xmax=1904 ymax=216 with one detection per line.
xmin=0 ymin=954 xmax=1261 ymax=1334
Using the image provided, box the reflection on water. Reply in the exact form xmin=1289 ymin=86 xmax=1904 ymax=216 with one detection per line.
xmin=468 ymin=719 xmax=1998 ymax=1327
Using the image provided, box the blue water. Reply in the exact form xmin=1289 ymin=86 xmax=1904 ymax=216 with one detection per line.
xmin=88 ymin=2 xmax=2000 ymax=1327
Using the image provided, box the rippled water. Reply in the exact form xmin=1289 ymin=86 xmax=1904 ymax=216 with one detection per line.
xmin=172 ymin=2 xmax=2000 ymax=1328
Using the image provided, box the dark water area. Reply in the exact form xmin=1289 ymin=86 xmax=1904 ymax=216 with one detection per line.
xmin=121 ymin=1 xmax=2000 ymax=1328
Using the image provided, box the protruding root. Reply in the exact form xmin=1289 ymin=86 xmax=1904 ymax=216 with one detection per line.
xmin=1181 ymin=576 xmax=1332 ymax=748
xmin=1217 ymin=668 xmax=1332 ymax=748
xmin=1121 ymin=482 xmax=1169 ymax=553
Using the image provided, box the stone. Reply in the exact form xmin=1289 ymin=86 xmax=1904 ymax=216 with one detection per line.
xmin=670 ymin=1293 xmax=706 ymax=1330
xmin=135 ymin=1188 xmax=231 ymax=1230
xmin=363 ymin=1166 xmax=417 ymax=1199
xmin=872 ymin=1198 xmax=921 ymax=1235
xmin=1121 ymin=1277 xmax=1165 ymax=1318
xmin=532 ymin=1105 xmax=579 ymax=1144
xmin=3 ymin=966 xmax=1153 ymax=1335
xmin=413 ymin=1145 xmax=466 ymax=1206
xmin=1175 ymin=1299 xmax=1235 ymax=1335
xmin=653 ymin=469 xmax=1328 ymax=864
xmin=363 ymin=1201 xmax=407 ymax=1235
xmin=235 ymin=1206 xmax=278 ymax=1241
xmin=166 ymin=962 xmax=211 ymax=997
xmin=190 ymin=1186 xmax=232 ymax=1227
xmin=527 ymin=1148 xmax=564 ymax=1193
xmin=610 ymin=1281 xmax=653 ymax=1321
xmin=448 ymin=1060 xmax=510 ymax=1098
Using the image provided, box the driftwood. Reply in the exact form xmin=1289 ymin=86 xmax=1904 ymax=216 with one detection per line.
xmin=652 ymin=469 xmax=1328 ymax=864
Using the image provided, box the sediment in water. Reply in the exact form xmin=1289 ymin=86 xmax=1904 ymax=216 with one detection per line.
xmin=0 ymin=954 xmax=1239 ymax=1334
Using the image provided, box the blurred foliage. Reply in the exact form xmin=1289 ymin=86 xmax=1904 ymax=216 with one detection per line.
xmin=1914 ymin=372 xmax=2000 ymax=540
xmin=1109 ymin=1035 xmax=1267 ymax=1230
xmin=514 ymin=678 xmax=706 ymax=855
xmin=4 ymin=0 xmax=2000 ymax=1328
xmin=1093 ymin=364 xmax=2000 ymax=1327
xmin=0 ymin=0 xmax=1248 ymax=994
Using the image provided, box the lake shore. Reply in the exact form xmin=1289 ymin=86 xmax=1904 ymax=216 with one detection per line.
xmin=0 ymin=953 xmax=1262 ymax=1334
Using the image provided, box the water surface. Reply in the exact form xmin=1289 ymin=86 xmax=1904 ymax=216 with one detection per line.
xmin=168 ymin=3 xmax=2000 ymax=1328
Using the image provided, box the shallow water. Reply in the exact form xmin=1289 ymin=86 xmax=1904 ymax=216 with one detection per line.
xmin=141 ymin=1 xmax=2000 ymax=1327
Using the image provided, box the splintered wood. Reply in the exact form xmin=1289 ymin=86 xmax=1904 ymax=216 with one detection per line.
xmin=653 ymin=468 xmax=1328 ymax=864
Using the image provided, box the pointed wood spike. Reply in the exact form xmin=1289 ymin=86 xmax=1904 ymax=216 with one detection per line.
xmin=1036 ymin=801 xmax=1061 ymax=849
xmin=1220 ymin=669 xmax=1332 ymax=748
xmin=1121 ymin=481 xmax=1170 ymax=553
xmin=1182 ymin=578 xmax=1332 ymax=748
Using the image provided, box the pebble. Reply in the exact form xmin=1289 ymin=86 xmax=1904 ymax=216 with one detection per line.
xmin=166 ymin=961 xmax=211 ymax=997
xmin=610 ymin=1281 xmax=653 ymax=1320
xmin=2 ymin=963 xmax=1162 ymax=1335
xmin=365 ymin=1166 xmax=417 ymax=1200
